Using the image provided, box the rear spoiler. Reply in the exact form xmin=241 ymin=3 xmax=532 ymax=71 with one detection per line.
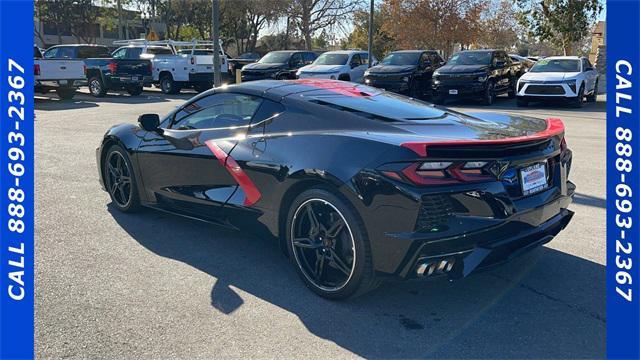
xmin=401 ymin=118 xmax=565 ymax=157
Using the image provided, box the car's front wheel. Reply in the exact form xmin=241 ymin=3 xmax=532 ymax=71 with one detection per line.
xmin=104 ymin=145 xmax=141 ymax=212
xmin=482 ymin=81 xmax=495 ymax=105
xmin=286 ymin=188 xmax=378 ymax=299
xmin=88 ymin=76 xmax=107 ymax=97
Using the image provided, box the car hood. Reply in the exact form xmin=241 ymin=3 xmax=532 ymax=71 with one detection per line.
xmin=521 ymin=72 xmax=581 ymax=81
xmin=367 ymin=64 xmax=417 ymax=74
xmin=243 ymin=63 xmax=286 ymax=71
xmin=437 ymin=64 xmax=489 ymax=74
xmin=299 ymin=64 xmax=344 ymax=73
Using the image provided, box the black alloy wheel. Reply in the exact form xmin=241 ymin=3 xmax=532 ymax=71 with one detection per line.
xmin=482 ymin=81 xmax=495 ymax=105
xmin=104 ymin=145 xmax=140 ymax=212
xmin=287 ymin=188 xmax=378 ymax=299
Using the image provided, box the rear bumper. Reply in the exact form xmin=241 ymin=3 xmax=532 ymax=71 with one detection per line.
xmin=108 ymin=75 xmax=152 ymax=87
xmin=391 ymin=195 xmax=574 ymax=280
xmin=36 ymin=79 xmax=85 ymax=88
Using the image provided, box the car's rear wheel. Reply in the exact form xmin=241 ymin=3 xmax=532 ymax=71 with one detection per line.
xmin=56 ymin=87 xmax=76 ymax=100
xmin=482 ymin=81 xmax=495 ymax=105
xmin=104 ymin=145 xmax=141 ymax=212
xmin=88 ymin=76 xmax=107 ymax=97
xmin=286 ymin=188 xmax=378 ymax=299
xmin=160 ymin=74 xmax=181 ymax=94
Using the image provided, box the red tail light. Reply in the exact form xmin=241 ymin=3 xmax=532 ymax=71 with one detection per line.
xmin=107 ymin=61 xmax=117 ymax=73
xmin=34 ymin=64 xmax=40 ymax=76
xmin=385 ymin=161 xmax=493 ymax=186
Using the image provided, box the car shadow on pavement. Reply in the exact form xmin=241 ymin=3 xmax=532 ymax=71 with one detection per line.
xmin=35 ymin=90 xmax=193 ymax=111
xmin=108 ymin=206 xmax=605 ymax=359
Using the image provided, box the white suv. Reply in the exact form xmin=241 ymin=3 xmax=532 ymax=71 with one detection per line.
xmin=516 ymin=56 xmax=599 ymax=108
xmin=296 ymin=50 xmax=375 ymax=83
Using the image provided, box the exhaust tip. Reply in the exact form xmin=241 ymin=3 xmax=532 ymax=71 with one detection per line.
xmin=416 ymin=258 xmax=456 ymax=277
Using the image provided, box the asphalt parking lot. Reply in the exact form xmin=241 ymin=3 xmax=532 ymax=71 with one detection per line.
xmin=35 ymin=88 xmax=606 ymax=359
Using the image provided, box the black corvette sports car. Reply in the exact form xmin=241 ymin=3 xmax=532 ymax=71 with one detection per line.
xmin=97 ymin=79 xmax=575 ymax=299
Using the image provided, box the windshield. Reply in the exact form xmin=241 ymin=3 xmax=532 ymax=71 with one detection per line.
xmin=530 ymin=59 xmax=580 ymax=72
xmin=313 ymin=53 xmax=349 ymax=65
xmin=380 ymin=52 xmax=420 ymax=66
xmin=259 ymin=52 xmax=292 ymax=64
xmin=447 ymin=52 xmax=492 ymax=65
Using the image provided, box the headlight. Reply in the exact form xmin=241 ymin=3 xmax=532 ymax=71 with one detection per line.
xmin=296 ymin=70 xmax=302 ymax=76
xmin=365 ymin=78 xmax=371 ymax=84
xmin=563 ymin=79 xmax=578 ymax=93
xmin=364 ymin=70 xmax=370 ymax=76
xmin=402 ymin=76 xmax=409 ymax=82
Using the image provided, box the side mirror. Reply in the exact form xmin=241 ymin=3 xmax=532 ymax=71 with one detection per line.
xmin=138 ymin=113 xmax=160 ymax=131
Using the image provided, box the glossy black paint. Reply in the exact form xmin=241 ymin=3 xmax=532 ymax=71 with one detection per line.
xmin=241 ymin=51 xmax=317 ymax=81
xmin=432 ymin=49 xmax=519 ymax=102
xmin=364 ymin=50 xmax=444 ymax=97
xmin=97 ymin=79 xmax=575 ymax=279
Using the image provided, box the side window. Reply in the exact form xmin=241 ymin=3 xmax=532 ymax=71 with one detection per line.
xmin=43 ymin=48 xmax=58 ymax=59
xmin=172 ymin=93 xmax=263 ymax=130
xmin=351 ymin=54 xmax=362 ymax=67
xmin=112 ymin=48 xmax=127 ymax=59
xmin=419 ymin=53 xmax=430 ymax=66
xmin=252 ymin=99 xmax=285 ymax=125
xmin=360 ymin=53 xmax=369 ymax=65
xmin=304 ymin=52 xmax=316 ymax=64
xmin=290 ymin=53 xmax=303 ymax=67
xmin=57 ymin=47 xmax=75 ymax=59
xmin=127 ymin=48 xmax=143 ymax=59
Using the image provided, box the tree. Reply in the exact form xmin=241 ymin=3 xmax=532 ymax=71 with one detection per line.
xmin=35 ymin=0 xmax=102 ymax=43
xmin=515 ymin=0 xmax=603 ymax=55
xmin=289 ymin=0 xmax=361 ymax=50
xmin=342 ymin=8 xmax=395 ymax=59
xmin=477 ymin=0 xmax=519 ymax=50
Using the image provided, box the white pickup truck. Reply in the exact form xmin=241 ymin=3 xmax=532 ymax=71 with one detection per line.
xmin=112 ymin=39 xmax=227 ymax=94
xmin=34 ymin=46 xmax=85 ymax=100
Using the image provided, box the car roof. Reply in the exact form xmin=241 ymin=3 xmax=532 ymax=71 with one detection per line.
xmin=321 ymin=50 xmax=366 ymax=55
xmin=543 ymin=56 xmax=581 ymax=60
xmin=390 ymin=50 xmax=433 ymax=54
xmin=49 ymin=44 xmax=107 ymax=48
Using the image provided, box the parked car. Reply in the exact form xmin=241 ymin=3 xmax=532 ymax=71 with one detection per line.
xmin=432 ymin=49 xmax=519 ymax=105
xmin=296 ymin=50 xmax=375 ymax=83
xmin=516 ymin=56 xmax=599 ymax=108
xmin=363 ymin=50 xmax=444 ymax=98
xmin=241 ymin=50 xmax=317 ymax=81
xmin=113 ymin=40 xmax=227 ymax=94
xmin=34 ymin=45 xmax=85 ymax=100
xmin=509 ymin=54 xmax=536 ymax=77
xmin=227 ymin=52 xmax=261 ymax=77
xmin=43 ymin=44 xmax=151 ymax=97
xmin=97 ymin=79 xmax=575 ymax=299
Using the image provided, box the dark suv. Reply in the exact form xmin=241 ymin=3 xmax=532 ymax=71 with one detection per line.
xmin=432 ymin=49 xmax=519 ymax=105
xmin=363 ymin=50 xmax=444 ymax=98
xmin=241 ymin=50 xmax=316 ymax=81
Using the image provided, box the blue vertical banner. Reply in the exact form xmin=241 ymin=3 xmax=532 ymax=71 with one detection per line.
xmin=607 ymin=0 xmax=640 ymax=359
xmin=0 ymin=0 xmax=35 ymax=359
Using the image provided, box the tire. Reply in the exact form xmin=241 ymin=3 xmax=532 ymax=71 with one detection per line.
xmin=586 ymin=80 xmax=598 ymax=102
xmin=571 ymin=85 xmax=584 ymax=108
xmin=160 ymin=74 xmax=180 ymax=94
xmin=104 ymin=144 xmax=141 ymax=213
xmin=88 ymin=76 xmax=107 ymax=97
xmin=507 ymin=77 xmax=517 ymax=99
xmin=126 ymin=85 xmax=143 ymax=96
xmin=194 ymin=83 xmax=212 ymax=93
xmin=516 ymin=97 xmax=528 ymax=107
xmin=286 ymin=187 xmax=378 ymax=299
xmin=56 ymin=87 xmax=76 ymax=100
xmin=482 ymin=81 xmax=495 ymax=105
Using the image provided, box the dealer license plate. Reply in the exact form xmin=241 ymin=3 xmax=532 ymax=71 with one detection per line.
xmin=520 ymin=162 xmax=549 ymax=196
xmin=449 ymin=89 xmax=458 ymax=95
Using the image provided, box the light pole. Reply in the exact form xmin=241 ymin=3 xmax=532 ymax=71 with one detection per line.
xmin=140 ymin=11 xmax=150 ymax=39
xmin=367 ymin=0 xmax=374 ymax=67
xmin=212 ymin=0 xmax=221 ymax=87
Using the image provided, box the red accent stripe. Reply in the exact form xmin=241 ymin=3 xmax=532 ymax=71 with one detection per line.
xmin=292 ymin=78 xmax=379 ymax=97
xmin=401 ymin=118 xmax=565 ymax=157
xmin=204 ymin=140 xmax=262 ymax=206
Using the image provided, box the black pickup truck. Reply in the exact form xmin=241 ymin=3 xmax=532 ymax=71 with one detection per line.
xmin=42 ymin=44 xmax=152 ymax=97
xmin=241 ymin=50 xmax=316 ymax=81
xmin=431 ymin=49 xmax=519 ymax=105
